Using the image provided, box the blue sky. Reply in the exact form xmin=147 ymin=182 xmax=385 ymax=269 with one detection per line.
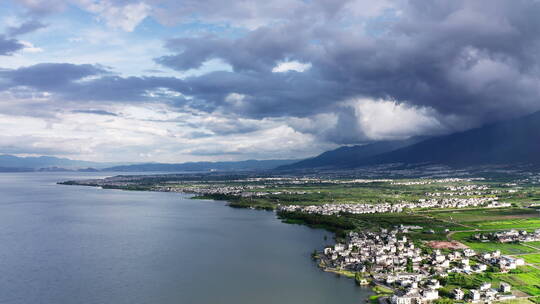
xmin=1 ymin=0 xmax=540 ymax=162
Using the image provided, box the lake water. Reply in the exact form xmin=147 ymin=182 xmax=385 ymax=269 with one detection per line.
xmin=0 ymin=172 xmax=371 ymax=304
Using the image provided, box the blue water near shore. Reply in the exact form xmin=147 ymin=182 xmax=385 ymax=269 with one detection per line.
xmin=0 ymin=172 xmax=371 ymax=304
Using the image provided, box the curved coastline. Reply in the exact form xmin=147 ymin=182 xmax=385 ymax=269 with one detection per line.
xmin=58 ymin=175 xmax=375 ymax=303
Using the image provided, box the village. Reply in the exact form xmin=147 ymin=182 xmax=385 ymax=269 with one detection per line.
xmin=321 ymin=229 xmax=522 ymax=304
xmin=156 ymin=184 xmax=309 ymax=197
xmin=473 ymin=229 xmax=540 ymax=243
xmin=279 ymin=198 xmax=511 ymax=216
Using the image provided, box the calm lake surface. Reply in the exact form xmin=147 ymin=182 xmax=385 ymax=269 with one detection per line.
xmin=0 ymin=172 xmax=371 ymax=304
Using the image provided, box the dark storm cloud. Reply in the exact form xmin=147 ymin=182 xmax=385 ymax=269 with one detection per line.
xmin=0 ymin=63 xmax=190 ymax=103
xmin=177 ymin=70 xmax=344 ymax=118
xmin=0 ymin=63 xmax=109 ymax=89
xmin=6 ymin=20 xmax=48 ymax=37
xmin=0 ymin=35 xmax=24 ymax=55
xmin=154 ymin=0 xmax=540 ymax=129
xmin=156 ymin=22 xmax=312 ymax=72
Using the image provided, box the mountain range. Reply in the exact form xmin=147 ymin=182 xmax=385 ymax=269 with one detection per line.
xmin=279 ymin=111 xmax=540 ymax=170
xmin=0 ymin=155 xmax=297 ymax=172
xmin=0 ymin=155 xmax=115 ymax=170
xmin=103 ymin=159 xmax=297 ymax=172
xmin=278 ymin=137 xmax=427 ymax=170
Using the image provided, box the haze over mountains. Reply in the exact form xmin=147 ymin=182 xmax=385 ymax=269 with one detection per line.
xmin=103 ymin=160 xmax=297 ymax=172
xmin=0 ymin=155 xmax=297 ymax=172
xmin=2 ymin=111 xmax=540 ymax=173
xmin=278 ymin=137 xmax=427 ymax=170
xmin=363 ymin=111 xmax=540 ymax=167
xmin=0 ymin=155 xmax=114 ymax=172
xmin=279 ymin=111 xmax=540 ymax=170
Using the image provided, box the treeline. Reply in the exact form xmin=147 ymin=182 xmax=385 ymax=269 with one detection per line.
xmin=193 ymin=194 xmax=275 ymax=210
xmin=277 ymin=211 xmax=356 ymax=234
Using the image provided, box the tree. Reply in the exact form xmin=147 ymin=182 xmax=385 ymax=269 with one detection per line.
xmin=406 ymin=258 xmax=413 ymax=273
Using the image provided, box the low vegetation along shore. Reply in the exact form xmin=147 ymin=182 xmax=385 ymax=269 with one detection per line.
xmin=60 ymin=169 xmax=540 ymax=304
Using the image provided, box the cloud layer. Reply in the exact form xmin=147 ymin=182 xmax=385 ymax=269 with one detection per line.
xmin=2 ymin=0 xmax=540 ymax=161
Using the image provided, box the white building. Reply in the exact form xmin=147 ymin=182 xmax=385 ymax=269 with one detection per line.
xmin=453 ymin=288 xmax=464 ymax=300
xmin=470 ymin=289 xmax=481 ymax=301
xmin=500 ymin=282 xmax=512 ymax=293
xmin=480 ymin=282 xmax=492 ymax=291
xmin=422 ymin=289 xmax=439 ymax=301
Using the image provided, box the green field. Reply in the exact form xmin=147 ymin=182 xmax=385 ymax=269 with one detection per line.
xmin=498 ymin=266 xmax=540 ymax=296
xmin=346 ymin=212 xmax=463 ymax=233
xmin=522 ymin=253 xmax=540 ymax=264
xmin=469 ymin=218 xmax=540 ymax=230
xmin=450 ymin=232 xmax=539 ymax=254
xmin=430 ymin=208 xmax=540 ymax=223
xmin=499 ymin=299 xmax=536 ymax=304
xmin=445 ymin=267 xmax=540 ymax=296
xmin=527 ymin=242 xmax=540 ymax=249
xmin=434 ymin=208 xmax=540 ymax=255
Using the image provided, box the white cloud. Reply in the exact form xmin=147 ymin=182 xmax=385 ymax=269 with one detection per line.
xmin=225 ymin=92 xmax=246 ymax=103
xmin=78 ymin=1 xmax=150 ymax=32
xmin=272 ymin=60 xmax=312 ymax=73
xmin=0 ymin=99 xmax=328 ymax=162
xmin=20 ymin=41 xmax=43 ymax=53
xmin=348 ymin=98 xmax=447 ymax=140
xmin=144 ymin=87 xmax=183 ymax=98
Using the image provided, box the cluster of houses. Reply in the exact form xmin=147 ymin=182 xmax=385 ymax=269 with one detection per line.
xmin=155 ymin=177 xmax=404 ymax=197
xmin=477 ymin=250 xmax=525 ymax=272
xmin=425 ymin=184 xmax=521 ymax=197
xmin=424 ymin=184 xmax=492 ymax=197
xmin=425 ymin=191 xmax=494 ymax=197
xmin=391 ymin=181 xmax=434 ymax=186
xmin=391 ymin=178 xmax=483 ymax=186
xmin=279 ymin=197 xmax=506 ymax=216
xmin=473 ymin=229 xmax=540 ymax=243
xmin=240 ymin=177 xmax=326 ymax=184
xmin=239 ymin=177 xmax=393 ymax=185
xmin=417 ymin=197 xmax=508 ymax=209
xmin=446 ymin=185 xmax=489 ymax=191
xmin=156 ymin=184 xmax=309 ymax=197
xmin=453 ymin=282 xmax=515 ymax=303
xmin=391 ymin=282 xmax=514 ymax=304
xmin=472 ymin=229 xmax=540 ymax=243
xmin=321 ymin=230 xmax=519 ymax=304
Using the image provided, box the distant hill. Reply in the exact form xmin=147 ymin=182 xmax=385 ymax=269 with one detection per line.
xmin=278 ymin=137 xmax=425 ymax=170
xmin=102 ymin=159 xmax=298 ymax=172
xmin=0 ymin=155 xmax=112 ymax=170
xmin=0 ymin=166 xmax=34 ymax=172
xmin=0 ymin=155 xmax=298 ymax=173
